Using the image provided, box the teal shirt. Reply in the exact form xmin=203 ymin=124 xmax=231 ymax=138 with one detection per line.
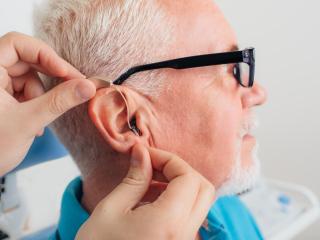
xmin=51 ymin=178 xmax=263 ymax=240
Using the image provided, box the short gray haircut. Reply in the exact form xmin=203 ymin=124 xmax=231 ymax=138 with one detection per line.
xmin=33 ymin=0 xmax=174 ymax=176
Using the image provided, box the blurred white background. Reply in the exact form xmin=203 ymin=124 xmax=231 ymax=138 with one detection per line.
xmin=0 ymin=0 xmax=320 ymax=239
xmin=217 ymin=1 xmax=320 ymax=239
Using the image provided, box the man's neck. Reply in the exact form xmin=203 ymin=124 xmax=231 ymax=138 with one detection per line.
xmin=80 ymin=161 xmax=166 ymax=213
xmin=81 ymin=162 xmax=129 ymax=213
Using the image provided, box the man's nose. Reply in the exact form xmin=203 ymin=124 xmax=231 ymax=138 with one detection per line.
xmin=241 ymin=83 xmax=267 ymax=108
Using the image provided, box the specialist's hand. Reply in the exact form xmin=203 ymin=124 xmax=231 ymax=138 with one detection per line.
xmin=76 ymin=144 xmax=215 ymax=240
xmin=0 ymin=32 xmax=96 ymax=176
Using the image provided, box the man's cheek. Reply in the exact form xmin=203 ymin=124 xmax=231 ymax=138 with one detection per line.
xmin=196 ymin=152 xmax=235 ymax=188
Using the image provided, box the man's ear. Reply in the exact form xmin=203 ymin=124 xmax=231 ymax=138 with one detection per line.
xmin=88 ymin=87 xmax=150 ymax=154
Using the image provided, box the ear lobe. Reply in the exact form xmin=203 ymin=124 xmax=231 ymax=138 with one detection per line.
xmin=88 ymin=88 xmax=136 ymax=154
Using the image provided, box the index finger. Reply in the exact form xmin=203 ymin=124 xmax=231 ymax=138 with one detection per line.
xmin=0 ymin=32 xmax=83 ymax=80
xmin=148 ymin=147 xmax=194 ymax=181
xmin=148 ymin=147 xmax=201 ymax=216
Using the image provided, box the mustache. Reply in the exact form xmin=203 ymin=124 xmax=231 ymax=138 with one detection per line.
xmin=239 ymin=113 xmax=259 ymax=138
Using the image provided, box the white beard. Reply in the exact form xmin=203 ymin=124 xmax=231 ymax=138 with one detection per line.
xmin=216 ymin=143 xmax=261 ymax=198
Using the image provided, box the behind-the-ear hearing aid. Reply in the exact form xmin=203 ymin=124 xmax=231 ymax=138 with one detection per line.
xmin=87 ymin=76 xmax=142 ymax=136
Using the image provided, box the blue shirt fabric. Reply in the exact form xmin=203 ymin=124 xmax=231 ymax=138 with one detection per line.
xmin=51 ymin=177 xmax=263 ymax=240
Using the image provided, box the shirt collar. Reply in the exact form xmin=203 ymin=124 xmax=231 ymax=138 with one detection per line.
xmin=57 ymin=177 xmax=89 ymax=240
xmin=56 ymin=177 xmax=229 ymax=240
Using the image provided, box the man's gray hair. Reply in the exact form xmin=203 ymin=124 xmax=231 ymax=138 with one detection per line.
xmin=33 ymin=0 xmax=173 ymax=176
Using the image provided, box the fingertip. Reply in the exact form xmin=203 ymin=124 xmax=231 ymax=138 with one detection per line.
xmin=131 ymin=143 xmax=145 ymax=157
xmin=65 ymin=67 xmax=86 ymax=80
xmin=130 ymin=143 xmax=152 ymax=176
xmin=75 ymin=79 xmax=96 ymax=101
xmin=131 ymin=143 xmax=148 ymax=164
xmin=49 ymin=55 xmax=85 ymax=80
xmin=60 ymin=59 xmax=86 ymax=80
xmin=147 ymin=147 xmax=171 ymax=168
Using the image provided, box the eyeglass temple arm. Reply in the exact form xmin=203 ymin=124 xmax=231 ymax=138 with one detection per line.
xmin=114 ymin=51 xmax=245 ymax=85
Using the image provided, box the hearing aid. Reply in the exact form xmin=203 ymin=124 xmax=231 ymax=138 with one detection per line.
xmin=87 ymin=76 xmax=142 ymax=136
xmin=129 ymin=117 xmax=142 ymax=136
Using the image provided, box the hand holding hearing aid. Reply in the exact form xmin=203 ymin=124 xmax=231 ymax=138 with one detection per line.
xmin=76 ymin=144 xmax=215 ymax=240
xmin=0 ymin=32 xmax=96 ymax=176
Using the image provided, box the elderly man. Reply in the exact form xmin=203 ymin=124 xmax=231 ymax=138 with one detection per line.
xmin=34 ymin=0 xmax=267 ymax=239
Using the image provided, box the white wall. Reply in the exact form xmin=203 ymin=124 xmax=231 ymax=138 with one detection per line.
xmin=0 ymin=0 xmax=319 ymax=239
xmin=216 ymin=1 xmax=320 ymax=239
xmin=0 ymin=0 xmax=42 ymax=34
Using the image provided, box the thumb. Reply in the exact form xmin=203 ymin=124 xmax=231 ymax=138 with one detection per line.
xmin=23 ymin=78 xmax=96 ymax=132
xmin=99 ymin=144 xmax=153 ymax=213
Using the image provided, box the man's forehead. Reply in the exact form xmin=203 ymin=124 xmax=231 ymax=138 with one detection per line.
xmin=165 ymin=0 xmax=238 ymax=56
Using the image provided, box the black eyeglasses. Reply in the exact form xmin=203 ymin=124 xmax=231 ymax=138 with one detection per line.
xmin=113 ymin=47 xmax=255 ymax=88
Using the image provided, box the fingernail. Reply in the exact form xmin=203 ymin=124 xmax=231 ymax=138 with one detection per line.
xmin=76 ymin=82 xmax=95 ymax=101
